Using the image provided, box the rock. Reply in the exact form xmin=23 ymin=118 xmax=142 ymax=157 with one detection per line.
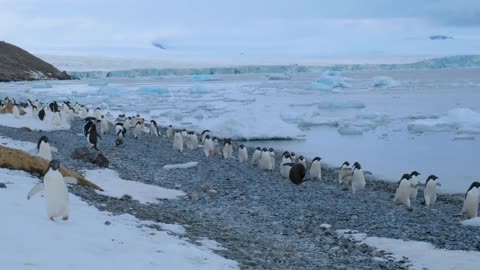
xmin=0 ymin=183 xmax=6 ymax=188
xmin=92 ymin=153 xmax=109 ymax=167
xmin=70 ymin=147 xmax=95 ymax=161
xmin=120 ymin=194 xmax=133 ymax=201
xmin=207 ymin=189 xmax=218 ymax=196
xmin=104 ymin=221 xmax=111 ymax=226
xmin=114 ymin=138 xmax=124 ymax=146
xmin=19 ymin=127 xmax=32 ymax=132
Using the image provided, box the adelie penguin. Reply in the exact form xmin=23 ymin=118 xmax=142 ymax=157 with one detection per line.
xmin=290 ymin=152 xmax=297 ymax=162
xmin=100 ymin=115 xmax=109 ymax=135
xmin=268 ymin=148 xmax=275 ymax=170
xmin=461 ymin=181 xmax=480 ymax=219
xmin=115 ymin=123 xmax=126 ymax=138
xmin=37 ymin=136 xmax=52 ymax=161
xmin=251 ymin=147 xmax=262 ymax=166
xmin=259 ymin=148 xmax=272 ymax=171
xmin=281 ymin=162 xmax=293 ymax=178
xmin=289 ymin=163 xmax=306 ymax=185
xmin=166 ymin=125 xmax=173 ymax=138
xmin=133 ymin=121 xmax=143 ymax=139
xmin=309 ymin=157 xmax=322 ymax=180
xmin=281 ymin=151 xmax=291 ymax=166
xmin=394 ymin=173 xmax=412 ymax=208
xmin=149 ymin=120 xmax=160 ymax=136
xmin=86 ymin=123 xmax=100 ymax=151
xmin=351 ymin=162 xmax=366 ymax=194
xmin=409 ymin=171 xmax=421 ymax=201
xmin=339 ymin=161 xmax=351 ymax=185
xmin=203 ymin=135 xmax=214 ymax=157
xmin=173 ymin=130 xmax=184 ymax=152
xmin=238 ymin=144 xmax=248 ymax=163
xmin=12 ymin=102 xmax=20 ymax=118
xmin=27 ymin=160 xmax=69 ymax=221
xmin=298 ymin=155 xmax=307 ymax=169
xmin=423 ymin=175 xmax=439 ymax=207
xmin=223 ymin=138 xmax=233 ymax=160
xmin=52 ymin=109 xmax=62 ymax=127
xmin=201 ymin=129 xmax=210 ymax=143
xmin=38 ymin=108 xmax=46 ymax=121
xmin=187 ymin=131 xmax=198 ymax=150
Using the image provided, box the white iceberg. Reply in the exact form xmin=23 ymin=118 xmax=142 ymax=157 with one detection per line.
xmin=308 ymin=71 xmax=351 ymax=91
xmin=408 ymin=108 xmax=480 ymax=134
xmin=372 ymin=76 xmax=400 ymax=88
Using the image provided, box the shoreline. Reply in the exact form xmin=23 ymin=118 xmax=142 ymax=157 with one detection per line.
xmin=0 ymin=116 xmax=478 ymax=269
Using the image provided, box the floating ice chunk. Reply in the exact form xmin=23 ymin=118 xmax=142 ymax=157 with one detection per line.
xmin=189 ymin=86 xmax=209 ymax=95
xmin=88 ymin=80 xmax=109 ymax=87
xmin=31 ymin=83 xmax=52 ymax=89
xmin=190 ymin=75 xmax=220 ymax=82
xmin=408 ymin=108 xmax=480 ymax=134
xmin=97 ymin=86 xmax=129 ymax=95
xmin=337 ymin=125 xmax=364 ymax=136
xmin=163 ymin=162 xmax=198 ymax=170
xmin=317 ymin=100 xmax=366 ymax=110
xmin=137 ymin=86 xmax=169 ymax=95
xmin=266 ymin=74 xmax=291 ymax=80
xmin=308 ymin=71 xmax=351 ymax=91
xmin=461 ymin=217 xmax=480 ymax=226
xmin=372 ymin=76 xmax=400 ymax=88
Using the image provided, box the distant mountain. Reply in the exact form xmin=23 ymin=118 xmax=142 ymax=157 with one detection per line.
xmin=0 ymin=41 xmax=76 ymax=82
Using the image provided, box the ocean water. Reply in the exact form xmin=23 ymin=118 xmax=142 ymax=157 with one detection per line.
xmin=1 ymin=68 xmax=480 ymax=193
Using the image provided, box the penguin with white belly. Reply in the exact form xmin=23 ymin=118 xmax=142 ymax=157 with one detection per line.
xmin=351 ymin=162 xmax=366 ymax=194
xmin=173 ymin=130 xmax=184 ymax=152
xmin=309 ymin=157 xmax=322 ymax=180
xmin=133 ymin=121 xmax=143 ymax=139
xmin=189 ymin=131 xmax=199 ymax=150
xmin=409 ymin=171 xmax=421 ymax=201
xmin=462 ymin=181 xmax=480 ymax=219
xmin=251 ymin=147 xmax=262 ymax=166
xmin=203 ymin=135 xmax=214 ymax=157
xmin=115 ymin=123 xmax=126 ymax=138
xmin=298 ymin=155 xmax=307 ymax=169
xmin=52 ymin=109 xmax=62 ymax=127
xmin=12 ymin=102 xmax=20 ymax=118
xmin=281 ymin=162 xmax=293 ymax=178
xmin=149 ymin=120 xmax=160 ymax=136
xmin=94 ymin=107 xmax=101 ymax=120
xmin=100 ymin=115 xmax=109 ymax=135
xmin=212 ymin=137 xmax=221 ymax=155
xmin=259 ymin=148 xmax=272 ymax=171
xmin=37 ymin=136 xmax=52 ymax=161
xmin=223 ymin=138 xmax=233 ymax=160
xmin=201 ymin=130 xmax=210 ymax=142
xmin=423 ymin=175 xmax=439 ymax=207
xmin=394 ymin=173 xmax=412 ymax=208
xmin=238 ymin=144 xmax=248 ymax=163
xmin=338 ymin=161 xmax=351 ymax=185
xmin=87 ymin=123 xmax=100 ymax=151
xmin=290 ymin=152 xmax=297 ymax=162
xmin=268 ymin=148 xmax=276 ymax=170
xmin=27 ymin=160 xmax=69 ymax=221
xmin=166 ymin=125 xmax=173 ymax=138
xmin=281 ymin=152 xmax=292 ymax=166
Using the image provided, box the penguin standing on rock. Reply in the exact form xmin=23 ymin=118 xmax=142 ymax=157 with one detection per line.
xmin=201 ymin=130 xmax=210 ymax=142
xmin=166 ymin=125 xmax=173 ymax=138
xmin=423 ymin=175 xmax=439 ymax=207
xmin=238 ymin=144 xmax=248 ymax=163
xmin=409 ymin=171 xmax=421 ymax=201
xmin=37 ymin=136 xmax=52 ymax=161
xmin=281 ymin=152 xmax=291 ymax=166
xmin=251 ymin=147 xmax=262 ymax=166
xmin=259 ymin=148 xmax=272 ymax=171
xmin=351 ymin=162 xmax=366 ymax=194
xmin=149 ymin=120 xmax=160 ymax=136
xmin=12 ymin=102 xmax=20 ymax=118
xmin=298 ymin=155 xmax=307 ymax=169
xmin=27 ymin=160 xmax=69 ymax=221
xmin=462 ymin=181 xmax=480 ymax=219
xmin=223 ymin=138 xmax=233 ymax=160
xmin=86 ymin=124 xmax=100 ymax=151
xmin=290 ymin=152 xmax=297 ymax=162
xmin=100 ymin=115 xmax=109 ymax=135
xmin=133 ymin=121 xmax=143 ymax=139
xmin=268 ymin=148 xmax=276 ymax=170
xmin=212 ymin=137 xmax=221 ymax=155
xmin=115 ymin=123 xmax=126 ymax=138
xmin=394 ymin=173 xmax=412 ymax=207
xmin=173 ymin=130 xmax=184 ymax=152
xmin=52 ymin=109 xmax=62 ymax=127
xmin=309 ymin=157 xmax=322 ymax=180
xmin=203 ymin=135 xmax=214 ymax=157
xmin=281 ymin=162 xmax=294 ymax=178
xmin=339 ymin=161 xmax=351 ymax=185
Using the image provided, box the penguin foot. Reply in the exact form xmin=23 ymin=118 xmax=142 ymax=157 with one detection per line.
xmin=62 ymin=216 xmax=69 ymax=221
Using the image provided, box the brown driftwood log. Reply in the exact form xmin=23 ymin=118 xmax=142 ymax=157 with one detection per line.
xmin=0 ymin=145 xmax=104 ymax=191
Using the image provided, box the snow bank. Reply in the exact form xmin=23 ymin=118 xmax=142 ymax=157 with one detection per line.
xmin=337 ymin=230 xmax=480 ymax=270
xmin=372 ymin=76 xmax=400 ymax=88
xmin=308 ymin=71 xmax=351 ymax=91
xmin=408 ymin=108 xmax=480 ymax=134
xmin=461 ymin=217 xmax=480 ymax=227
xmin=0 ymin=135 xmax=36 ymax=152
xmin=163 ymin=162 xmax=198 ymax=170
xmin=84 ymin=169 xmax=185 ymax=203
xmin=0 ymin=168 xmax=238 ymax=270
xmin=0 ymin=110 xmax=71 ymax=131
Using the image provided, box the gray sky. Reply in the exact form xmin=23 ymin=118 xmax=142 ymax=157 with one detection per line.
xmin=1 ymin=0 xmax=480 ymax=63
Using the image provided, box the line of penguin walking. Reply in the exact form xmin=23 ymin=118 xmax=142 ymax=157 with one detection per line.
xmin=2 ymin=96 xmax=479 ymax=222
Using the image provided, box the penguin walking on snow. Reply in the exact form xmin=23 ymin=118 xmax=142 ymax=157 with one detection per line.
xmin=351 ymin=162 xmax=366 ymax=194
xmin=462 ymin=181 xmax=480 ymax=219
xmin=223 ymin=138 xmax=233 ymax=160
xmin=86 ymin=123 xmax=100 ymax=150
xmin=309 ymin=157 xmax=322 ymax=180
xmin=27 ymin=160 xmax=69 ymax=221
xmin=37 ymin=136 xmax=52 ymax=161
xmin=38 ymin=108 xmax=46 ymax=121
xmin=12 ymin=102 xmax=20 ymax=118
xmin=52 ymin=110 xmax=62 ymax=127
xmin=394 ymin=173 xmax=412 ymax=208
xmin=423 ymin=175 xmax=439 ymax=207
xmin=238 ymin=144 xmax=248 ymax=163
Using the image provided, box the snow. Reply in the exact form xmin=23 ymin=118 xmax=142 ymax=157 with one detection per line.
xmin=461 ymin=217 xmax=480 ymax=227
xmin=408 ymin=108 xmax=480 ymax=134
xmin=0 ymin=135 xmax=37 ymax=152
xmin=0 ymin=110 xmax=71 ymax=131
xmin=308 ymin=71 xmax=351 ymax=91
xmin=0 ymin=168 xmax=239 ymax=270
xmin=372 ymin=76 xmax=400 ymax=88
xmin=337 ymin=229 xmax=480 ymax=270
xmin=163 ymin=162 xmax=198 ymax=170
xmin=83 ymin=169 xmax=185 ymax=204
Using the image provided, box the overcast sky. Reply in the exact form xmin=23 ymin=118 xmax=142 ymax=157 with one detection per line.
xmin=1 ymin=0 xmax=480 ymax=64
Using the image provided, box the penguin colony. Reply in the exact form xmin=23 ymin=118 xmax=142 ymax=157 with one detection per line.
xmin=1 ymin=96 xmax=479 ymax=221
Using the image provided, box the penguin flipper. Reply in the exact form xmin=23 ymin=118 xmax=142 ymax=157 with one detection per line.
xmin=27 ymin=183 xmax=44 ymax=200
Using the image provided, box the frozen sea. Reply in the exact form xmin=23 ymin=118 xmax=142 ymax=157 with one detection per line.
xmin=1 ymin=68 xmax=480 ymax=193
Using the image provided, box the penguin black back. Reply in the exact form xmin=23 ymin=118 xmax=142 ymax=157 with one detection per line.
xmin=37 ymin=136 xmax=48 ymax=151
xmin=289 ymin=163 xmax=306 ymax=185
xmin=88 ymin=124 xmax=100 ymax=151
xmin=38 ymin=109 xmax=46 ymax=121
